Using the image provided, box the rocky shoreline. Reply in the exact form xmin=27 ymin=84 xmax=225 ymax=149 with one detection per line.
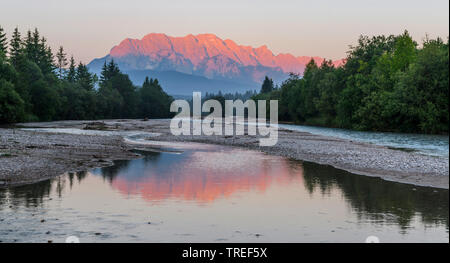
xmin=1 ymin=119 xmax=448 ymax=189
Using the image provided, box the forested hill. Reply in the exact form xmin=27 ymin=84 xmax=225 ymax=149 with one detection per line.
xmin=253 ymin=31 xmax=449 ymax=134
xmin=0 ymin=27 xmax=173 ymax=124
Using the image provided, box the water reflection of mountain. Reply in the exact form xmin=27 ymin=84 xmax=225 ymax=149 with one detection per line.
xmin=96 ymin=150 xmax=184 ymax=184
xmin=301 ymin=161 xmax=449 ymax=229
xmin=95 ymin=150 xmax=303 ymax=203
xmin=0 ymin=150 xmax=448 ymax=230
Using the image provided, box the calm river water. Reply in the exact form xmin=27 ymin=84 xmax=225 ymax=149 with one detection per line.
xmin=0 ymin=140 xmax=448 ymax=243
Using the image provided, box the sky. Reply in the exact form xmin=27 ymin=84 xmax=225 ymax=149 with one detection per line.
xmin=2 ymin=0 xmax=449 ymax=63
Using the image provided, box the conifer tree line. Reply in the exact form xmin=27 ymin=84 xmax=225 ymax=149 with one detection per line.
xmin=253 ymin=31 xmax=449 ymax=134
xmin=204 ymin=90 xmax=258 ymax=101
xmin=0 ymin=26 xmax=173 ymax=124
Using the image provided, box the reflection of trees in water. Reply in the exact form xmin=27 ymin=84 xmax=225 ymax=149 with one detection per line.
xmin=301 ymin=161 xmax=449 ymax=229
xmin=0 ymin=179 xmax=52 ymax=209
xmin=66 ymin=171 xmax=87 ymax=190
xmin=99 ymin=160 xmax=132 ymax=184
xmin=0 ymin=151 xmax=161 ymax=209
xmin=98 ymin=150 xmax=161 ymax=183
xmin=0 ymin=171 xmax=87 ymax=208
xmin=75 ymin=171 xmax=87 ymax=183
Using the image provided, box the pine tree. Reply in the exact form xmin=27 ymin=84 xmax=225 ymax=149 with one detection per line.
xmin=107 ymin=59 xmax=120 ymax=76
xmin=66 ymin=56 xmax=76 ymax=82
xmin=23 ymin=30 xmax=34 ymax=61
xmin=39 ymin=37 xmax=55 ymax=75
xmin=22 ymin=29 xmax=54 ymax=74
xmin=31 ymin=29 xmax=40 ymax=62
xmin=143 ymin=76 xmax=150 ymax=87
xmin=100 ymin=59 xmax=120 ymax=85
xmin=260 ymin=76 xmax=274 ymax=93
xmin=100 ymin=61 xmax=108 ymax=84
xmin=56 ymin=46 xmax=67 ymax=79
xmin=0 ymin=26 xmax=7 ymax=57
xmin=9 ymin=27 xmax=22 ymax=67
xmin=76 ymin=62 xmax=94 ymax=91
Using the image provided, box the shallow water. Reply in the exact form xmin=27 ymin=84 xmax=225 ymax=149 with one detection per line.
xmin=0 ymin=143 xmax=448 ymax=243
xmin=278 ymin=124 xmax=449 ymax=158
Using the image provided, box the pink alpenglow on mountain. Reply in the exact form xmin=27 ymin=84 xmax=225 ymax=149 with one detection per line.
xmin=91 ymin=33 xmax=344 ymax=84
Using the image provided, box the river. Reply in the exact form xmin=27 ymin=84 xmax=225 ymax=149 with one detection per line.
xmin=0 ymin=134 xmax=448 ymax=242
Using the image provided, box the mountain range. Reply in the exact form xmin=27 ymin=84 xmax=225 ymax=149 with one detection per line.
xmin=87 ymin=33 xmax=345 ymax=95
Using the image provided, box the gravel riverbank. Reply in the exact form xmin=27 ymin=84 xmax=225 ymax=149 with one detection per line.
xmin=1 ymin=119 xmax=448 ymax=189
xmin=0 ymin=127 xmax=139 ymax=186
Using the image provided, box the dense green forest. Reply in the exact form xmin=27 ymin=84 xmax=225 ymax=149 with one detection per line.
xmin=0 ymin=26 xmax=173 ymax=124
xmin=254 ymin=31 xmax=449 ymax=134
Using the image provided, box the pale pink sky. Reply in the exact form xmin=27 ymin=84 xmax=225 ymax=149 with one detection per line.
xmin=2 ymin=0 xmax=449 ymax=63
